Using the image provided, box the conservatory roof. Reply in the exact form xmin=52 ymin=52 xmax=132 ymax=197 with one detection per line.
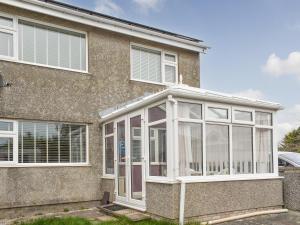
xmin=99 ymin=85 xmax=283 ymax=122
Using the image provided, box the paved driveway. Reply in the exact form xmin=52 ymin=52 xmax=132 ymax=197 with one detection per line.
xmin=221 ymin=211 xmax=300 ymax=225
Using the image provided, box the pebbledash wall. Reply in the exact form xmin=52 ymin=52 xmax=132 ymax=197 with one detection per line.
xmin=0 ymin=3 xmax=200 ymax=214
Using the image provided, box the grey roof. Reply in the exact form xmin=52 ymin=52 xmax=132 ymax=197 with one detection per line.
xmin=38 ymin=0 xmax=202 ymax=43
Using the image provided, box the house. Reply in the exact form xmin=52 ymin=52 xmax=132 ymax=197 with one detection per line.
xmin=0 ymin=0 xmax=284 ymax=222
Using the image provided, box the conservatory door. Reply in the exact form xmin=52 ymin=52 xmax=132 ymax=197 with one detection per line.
xmin=115 ymin=112 xmax=145 ymax=210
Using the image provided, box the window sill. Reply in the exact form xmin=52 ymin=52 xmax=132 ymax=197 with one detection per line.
xmin=0 ymin=163 xmax=92 ymax=168
xmin=0 ymin=57 xmax=90 ymax=75
xmin=130 ymin=78 xmax=176 ymax=87
xmin=101 ymin=175 xmax=115 ymax=179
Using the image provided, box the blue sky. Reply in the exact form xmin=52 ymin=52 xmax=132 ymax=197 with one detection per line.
xmin=62 ymin=0 xmax=300 ymax=141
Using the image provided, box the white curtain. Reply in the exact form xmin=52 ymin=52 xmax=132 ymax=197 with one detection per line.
xmin=178 ymin=122 xmax=202 ymax=176
xmin=232 ymin=126 xmax=253 ymax=174
xmin=206 ymin=124 xmax=229 ymax=175
xmin=256 ymin=128 xmax=273 ymax=173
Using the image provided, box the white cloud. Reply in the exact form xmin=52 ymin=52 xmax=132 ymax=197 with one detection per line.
xmin=263 ymin=52 xmax=300 ymax=79
xmin=233 ymin=89 xmax=265 ymax=99
xmin=132 ymin=0 xmax=165 ymax=13
xmin=277 ymin=104 xmax=300 ymax=143
xmin=94 ymin=0 xmax=123 ymax=17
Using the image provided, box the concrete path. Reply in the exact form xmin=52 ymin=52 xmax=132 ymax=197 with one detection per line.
xmin=220 ymin=211 xmax=300 ymax=225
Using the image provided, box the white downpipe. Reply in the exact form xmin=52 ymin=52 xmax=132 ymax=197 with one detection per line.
xmin=178 ymin=178 xmax=186 ymax=225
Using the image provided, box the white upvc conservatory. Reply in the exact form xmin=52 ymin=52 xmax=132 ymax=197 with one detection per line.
xmin=99 ymin=85 xmax=282 ymax=212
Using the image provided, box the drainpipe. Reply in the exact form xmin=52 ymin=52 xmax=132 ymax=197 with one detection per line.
xmin=178 ymin=178 xmax=186 ymax=225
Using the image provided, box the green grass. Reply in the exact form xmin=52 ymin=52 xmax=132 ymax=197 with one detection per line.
xmin=17 ymin=216 xmax=201 ymax=225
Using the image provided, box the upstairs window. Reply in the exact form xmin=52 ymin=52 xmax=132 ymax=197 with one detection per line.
xmin=0 ymin=14 xmax=15 ymax=59
xmin=131 ymin=44 xmax=178 ymax=85
xmin=18 ymin=20 xmax=87 ymax=71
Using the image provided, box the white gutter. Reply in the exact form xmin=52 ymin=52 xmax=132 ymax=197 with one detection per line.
xmin=1 ymin=0 xmax=208 ymax=52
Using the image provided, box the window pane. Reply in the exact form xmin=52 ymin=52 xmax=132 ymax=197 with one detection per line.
xmin=207 ymin=107 xmax=228 ymax=120
xmin=70 ymin=34 xmax=81 ymax=70
xmin=35 ymin=26 xmax=47 ymax=65
xmin=256 ymin=128 xmax=273 ymax=173
xmin=256 ymin=112 xmax=272 ymax=126
xmin=22 ymin=122 xmax=35 ymax=163
xmin=35 ymin=123 xmax=47 ymax=163
xmin=60 ymin=124 xmax=70 ymax=163
xmin=0 ymin=121 xmax=13 ymax=131
xmin=117 ymin=120 xmax=126 ymax=197
xmin=59 ymin=32 xmax=70 ymax=68
xmin=165 ymin=54 xmax=176 ymax=62
xmin=148 ymin=103 xmax=166 ymax=123
xmin=0 ymin=16 xmax=13 ymax=28
xmin=0 ymin=137 xmax=13 ymax=161
xmin=206 ymin=124 xmax=229 ymax=175
xmin=80 ymin=37 xmax=86 ymax=70
xmin=235 ymin=110 xmax=252 ymax=122
xmin=178 ymin=122 xmax=202 ymax=176
xmin=165 ymin=65 xmax=176 ymax=83
xmin=48 ymin=123 xmax=59 ymax=163
xmin=105 ymin=122 xmax=114 ymax=135
xmin=149 ymin=122 xmax=167 ymax=176
xmin=0 ymin=31 xmax=13 ymax=57
xmin=131 ymin=46 xmax=161 ymax=83
xmin=71 ymin=125 xmax=81 ymax=162
xmin=21 ymin=22 xmax=35 ymax=62
xmin=48 ymin=29 xmax=59 ymax=67
xmin=178 ymin=102 xmax=202 ymax=120
xmin=232 ymin=126 xmax=253 ymax=174
xmin=105 ymin=136 xmax=114 ymax=174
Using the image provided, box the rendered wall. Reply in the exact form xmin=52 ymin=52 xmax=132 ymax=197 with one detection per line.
xmin=281 ymin=168 xmax=300 ymax=211
xmin=146 ymin=179 xmax=283 ymax=220
xmin=0 ymin=3 xmax=200 ymax=211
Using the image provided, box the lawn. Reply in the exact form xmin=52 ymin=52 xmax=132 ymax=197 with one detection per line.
xmin=16 ymin=217 xmax=197 ymax=225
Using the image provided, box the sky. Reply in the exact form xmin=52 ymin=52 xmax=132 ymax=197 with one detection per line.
xmin=62 ymin=0 xmax=300 ymax=142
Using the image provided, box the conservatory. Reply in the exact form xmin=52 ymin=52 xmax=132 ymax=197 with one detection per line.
xmin=99 ymin=85 xmax=284 ymax=221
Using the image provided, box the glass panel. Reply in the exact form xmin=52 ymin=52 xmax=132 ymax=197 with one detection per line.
xmin=48 ymin=123 xmax=59 ymax=163
xmin=60 ymin=124 xmax=70 ymax=163
xmin=0 ymin=16 xmax=13 ymax=28
xmin=117 ymin=120 xmax=126 ymax=197
xmin=178 ymin=102 xmax=202 ymax=120
xmin=71 ymin=125 xmax=81 ymax=162
xmin=0 ymin=137 xmax=13 ymax=161
xmin=70 ymin=34 xmax=81 ymax=70
xmin=80 ymin=37 xmax=86 ymax=71
xmin=22 ymin=122 xmax=35 ymax=163
xmin=0 ymin=121 xmax=13 ymax=131
xmin=0 ymin=31 xmax=13 ymax=57
xmin=105 ymin=122 xmax=114 ymax=135
xmin=232 ymin=126 xmax=253 ymax=174
xmin=206 ymin=124 xmax=229 ymax=175
xmin=165 ymin=54 xmax=176 ymax=62
xmin=178 ymin=122 xmax=203 ymax=176
xmin=105 ymin=136 xmax=114 ymax=174
xmin=35 ymin=26 xmax=47 ymax=65
xmin=131 ymin=46 xmax=161 ymax=83
xmin=148 ymin=103 xmax=166 ymax=123
xmin=207 ymin=107 xmax=228 ymax=120
xmin=35 ymin=123 xmax=47 ymax=163
xmin=256 ymin=128 xmax=273 ymax=173
xmin=48 ymin=29 xmax=59 ymax=66
xmin=165 ymin=65 xmax=176 ymax=83
xmin=149 ymin=122 xmax=167 ymax=176
xmin=256 ymin=112 xmax=272 ymax=126
xmin=21 ymin=22 xmax=35 ymax=62
xmin=234 ymin=110 xmax=252 ymax=122
xmin=59 ymin=32 xmax=70 ymax=68
xmin=130 ymin=115 xmax=142 ymax=200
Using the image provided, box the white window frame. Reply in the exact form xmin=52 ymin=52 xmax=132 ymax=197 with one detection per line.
xmin=0 ymin=12 xmax=89 ymax=74
xmin=103 ymin=121 xmax=115 ymax=178
xmin=0 ymin=119 xmax=18 ymax=165
xmin=205 ymin=103 xmax=231 ymax=123
xmin=0 ymin=120 xmax=89 ymax=167
xmin=232 ymin=106 xmax=255 ymax=125
xmin=130 ymin=43 xmax=178 ymax=85
xmin=0 ymin=12 xmax=18 ymax=60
